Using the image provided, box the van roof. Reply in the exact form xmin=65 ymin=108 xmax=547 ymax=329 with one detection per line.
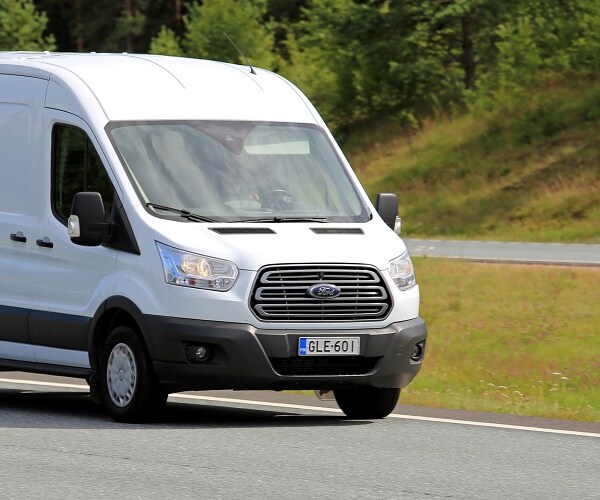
xmin=0 ymin=52 xmax=318 ymax=124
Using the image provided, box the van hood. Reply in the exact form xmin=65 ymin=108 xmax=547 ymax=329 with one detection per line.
xmin=153 ymin=219 xmax=406 ymax=272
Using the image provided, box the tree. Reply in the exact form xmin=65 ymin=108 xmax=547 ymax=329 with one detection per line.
xmin=18 ymin=0 xmax=600 ymax=131
xmin=280 ymin=0 xmax=463 ymax=130
xmin=470 ymin=0 xmax=600 ymax=110
xmin=0 ymin=0 xmax=55 ymax=51
xmin=35 ymin=0 xmax=184 ymax=53
xmin=103 ymin=0 xmax=148 ymax=53
xmin=416 ymin=0 xmax=493 ymax=90
xmin=181 ymin=0 xmax=274 ymax=68
xmin=149 ymin=26 xmax=183 ymax=56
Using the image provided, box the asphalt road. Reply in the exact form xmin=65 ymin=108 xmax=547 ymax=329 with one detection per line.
xmin=1 ymin=375 xmax=598 ymax=500
xmin=404 ymin=238 xmax=600 ymax=266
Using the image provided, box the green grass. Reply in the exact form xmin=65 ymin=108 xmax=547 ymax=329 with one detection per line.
xmin=399 ymin=258 xmax=600 ymax=422
xmin=344 ymin=77 xmax=600 ymax=242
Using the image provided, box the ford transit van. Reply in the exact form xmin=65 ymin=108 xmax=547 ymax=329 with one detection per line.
xmin=0 ymin=52 xmax=426 ymax=422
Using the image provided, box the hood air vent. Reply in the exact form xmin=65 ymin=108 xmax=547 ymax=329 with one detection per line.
xmin=310 ymin=228 xmax=364 ymax=235
xmin=210 ymin=227 xmax=276 ymax=234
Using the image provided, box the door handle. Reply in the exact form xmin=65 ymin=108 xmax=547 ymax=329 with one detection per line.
xmin=36 ymin=238 xmax=54 ymax=249
xmin=10 ymin=232 xmax=27 ymax=243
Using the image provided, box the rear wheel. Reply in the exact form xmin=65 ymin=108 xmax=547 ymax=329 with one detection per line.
xmin=334 ymin=387 xmax=400 ymax=419
xmin=100 ymin=325 xmax=167 ymax=423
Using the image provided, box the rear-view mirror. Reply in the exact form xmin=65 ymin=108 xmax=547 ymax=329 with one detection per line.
xmin=68 ymin=192 xmax=109 ymax=246
xmin=375 ymin=193 xmax=398 ymax=230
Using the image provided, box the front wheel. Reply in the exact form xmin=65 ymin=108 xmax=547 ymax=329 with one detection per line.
xmin=334 ymin=387 xmax=400 ymax=419
xmin=100 ymin=325 xmax=167 ymax=423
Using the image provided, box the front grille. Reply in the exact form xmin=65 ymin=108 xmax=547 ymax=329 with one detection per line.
xmin=270 ymin=356 xmax=380 ymax=376
xmin=250 ymin=264 xmax=392 ymax=322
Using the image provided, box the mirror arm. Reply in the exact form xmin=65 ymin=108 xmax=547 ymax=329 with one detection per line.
xmin=99 ymin=222 xmax=115 ymax=245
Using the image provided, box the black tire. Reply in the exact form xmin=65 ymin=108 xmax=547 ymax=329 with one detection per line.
xmin=100 ymin=325 xmax=167 ymax=423
xmin=334 ymin=387 xmax=400 ymax=419
xmin=87 ymin=374 xmax=102 ymax=405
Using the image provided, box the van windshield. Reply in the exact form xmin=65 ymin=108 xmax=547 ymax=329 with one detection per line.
xmin=106 ymin=121 xmax=369 ymax=223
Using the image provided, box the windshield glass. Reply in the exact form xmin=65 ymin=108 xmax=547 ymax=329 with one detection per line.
xmin=106 ymin=121 xmax=369 ymax=222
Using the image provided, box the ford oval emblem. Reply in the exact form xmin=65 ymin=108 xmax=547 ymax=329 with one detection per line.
xmin=307 ymin=283 xmax=342 ymax=299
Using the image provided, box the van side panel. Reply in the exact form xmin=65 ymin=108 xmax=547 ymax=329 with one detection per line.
xmin=0 ymin=75 xmax=47 ymax=352
xmin=0 ymin=75 xmax=47 ymax=214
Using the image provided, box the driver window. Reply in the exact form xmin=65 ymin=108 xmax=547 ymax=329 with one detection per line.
xmin=52 ymin=124 xmax=113 ymax=223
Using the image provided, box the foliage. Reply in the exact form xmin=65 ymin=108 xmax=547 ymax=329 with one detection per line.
xmin=280 ymin=0 xmax=465 ymax=131
xmin=469 ymin=0 xmax=600 ymax=111
xmin=102 ymin=11 xmax=147 ymax=52
xmin=181 ymin=0 xmax=275 ymax=68
xmin=149 ymin=26 xmax=184 ymax=57
xmin=6 ymin=1 xmax=595 ymax=131
xmin=33 ymin=0 xmax=182 ymax=53
xmin=0 ymin=0 xmax=55 ymax=51
xmin=276 ymin=32 xmax=340 ymax=128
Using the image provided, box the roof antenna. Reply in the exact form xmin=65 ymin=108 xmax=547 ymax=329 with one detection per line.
xmin=223 ymin=32 xmax=256 ymax=75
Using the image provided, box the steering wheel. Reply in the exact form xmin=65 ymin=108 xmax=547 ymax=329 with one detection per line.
xmin=259 ymin=189 xmax=295 ymax=210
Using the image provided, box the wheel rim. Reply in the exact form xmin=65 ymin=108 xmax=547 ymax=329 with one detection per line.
xmin=106 ymin=342 xmax=137 ymax=408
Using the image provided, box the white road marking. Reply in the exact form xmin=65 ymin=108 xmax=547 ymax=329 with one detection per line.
xmin=1 ymin=377 xmax=598 ymax=438
xmin=0 ymin=378 xmax=88 ymax=390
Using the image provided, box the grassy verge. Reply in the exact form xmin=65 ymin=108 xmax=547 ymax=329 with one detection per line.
xmin=344 ymin=77 xmax=600 ymax=243
xmin=400 ymin=258 xmax=600 ymax=422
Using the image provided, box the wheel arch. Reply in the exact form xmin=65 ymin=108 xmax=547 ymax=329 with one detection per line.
xmin=88 ymin=296 xmax=156 ymax=371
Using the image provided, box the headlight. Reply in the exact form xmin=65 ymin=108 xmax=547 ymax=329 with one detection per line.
xmin=389 ymin=252 xmax=416 ymax=290
xmin=157 ymin=242 xmax=238 ymax=291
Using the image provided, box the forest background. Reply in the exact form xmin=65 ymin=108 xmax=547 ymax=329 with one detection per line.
xmin=1 ymin=0 xmax=598 ymax=134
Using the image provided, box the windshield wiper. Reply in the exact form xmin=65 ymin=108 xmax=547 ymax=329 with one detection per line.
xmin=146 ymin=203 xmax=220 ymax=223
xmin=230 ymin=216 xmax=329 ymax=223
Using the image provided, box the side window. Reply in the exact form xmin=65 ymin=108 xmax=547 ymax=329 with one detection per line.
xmin=52 ymin=124 xmax=113 ymax=223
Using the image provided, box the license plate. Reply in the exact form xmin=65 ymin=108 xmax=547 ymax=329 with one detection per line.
xmin=298 ymin=337 xmax=360 ymax=356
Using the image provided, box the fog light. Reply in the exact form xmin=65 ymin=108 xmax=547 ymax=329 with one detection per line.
xmin=410 ymin=341 xmax=426 ymax=362
xmin=185 ymin=344 xmax=211 ymax=363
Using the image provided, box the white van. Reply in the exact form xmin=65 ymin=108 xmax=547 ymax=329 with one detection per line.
xmin=0 ymin=52 xmax=426 ymax=422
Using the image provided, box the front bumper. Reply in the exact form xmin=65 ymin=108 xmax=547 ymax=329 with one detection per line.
xmin=143 ymin=316 xmax=427 ymax=392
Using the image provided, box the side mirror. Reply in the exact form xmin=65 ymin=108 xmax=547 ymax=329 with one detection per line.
xmin=68 ymin=192 xmax=110 ymax=246
xmin=375 ymin=193 xmax=398 ymax=231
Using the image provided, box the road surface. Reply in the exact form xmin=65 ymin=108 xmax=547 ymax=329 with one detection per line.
xmin=1 ymin=374 xmax=598 ymax=500
xmin=404 ymin=238 xmax=600 ymax=266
